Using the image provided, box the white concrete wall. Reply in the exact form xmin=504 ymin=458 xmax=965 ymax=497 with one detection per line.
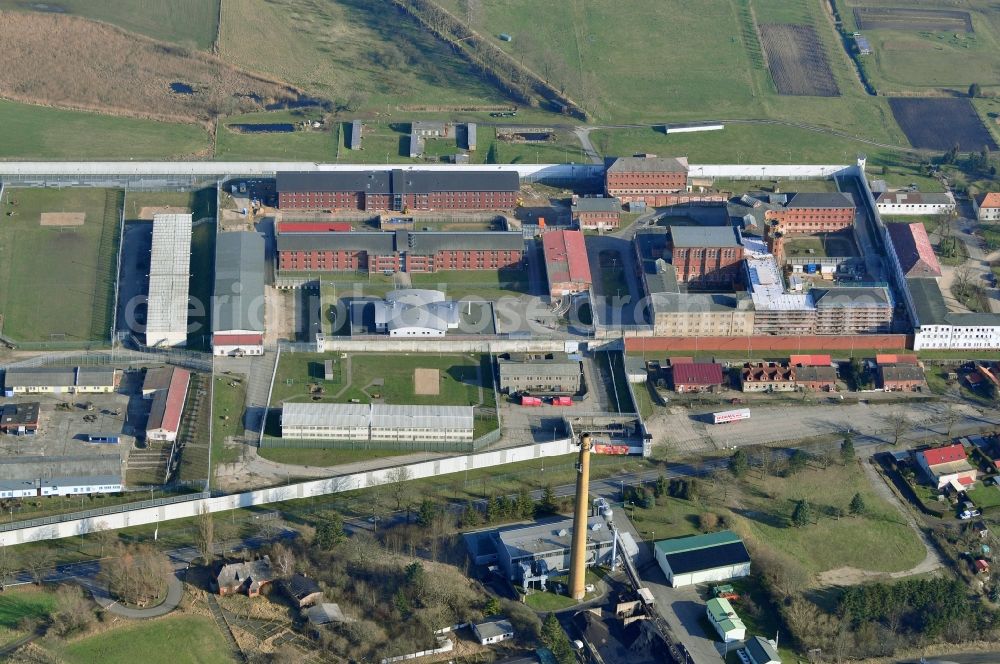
xmin=319 ymin=338 xmax=574 ymax=353
xmin=688 ymin=164 xmax=851 ymax=179
xmin=0 ymin=437 xmax=577 ymax=546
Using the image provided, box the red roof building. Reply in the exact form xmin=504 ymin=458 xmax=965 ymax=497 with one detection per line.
xmin=921 ymin=443 xmax=966 ymax=467
xmin=975 ymin=192 xmax=1000 ymax=221
xmin=672 ymin=362 xmax=724 ymax=393
xmin=917 ymin=443 xmax=977 ymax=490
xmin=543 ymin=230 xmax=592 ymax=298
xmin=146 ymin=368 xmax=190 ymax=443
xmin=975 ymin=559 xmax=990 ymax=574
xmin=279 ymin=221 xmax=353 ymax=233
xmin=789 ymin=354 xmax=832 ymax=367
xmin=876 ymin=353 xmax=920 ymax=365
xmin=886 ymin=223 xmax=941 ymax=278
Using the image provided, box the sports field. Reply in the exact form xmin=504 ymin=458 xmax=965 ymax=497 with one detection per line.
xmin=0 ymin=99 xmax=209 ymax=160
xmin=0 ymin=0 xmax=220 ymax=51
xmin=0 ymin=187 xmax=122 ymax=343
xmin=271 ymin=352 xmax=492 ymax=408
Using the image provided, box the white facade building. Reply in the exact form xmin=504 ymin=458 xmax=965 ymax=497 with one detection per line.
xmin=146 ymin=213 xmax=192 ymax=347
xmin=875 ymin=190 xmax=955 ymax=216
xmin=281 ymin=403 xmax=370 ymax=441
xmin=280 ymin=403 xmax=474 ymax=444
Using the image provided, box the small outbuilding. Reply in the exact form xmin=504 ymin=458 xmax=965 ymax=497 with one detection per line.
xmin=281 ymin=573 xmax=323 ymax=608
xmin=743 ymin=636 xmax=781 ymax=664
xmin=671 ymin=362 xmax=724 ymax=393
xmin=706 ymin=597 xmax=746 ymax=642
xmin=307 ymin=602 xmax=350 ymax=626
xmin=472 ymin=617 xmax=515 ymax=645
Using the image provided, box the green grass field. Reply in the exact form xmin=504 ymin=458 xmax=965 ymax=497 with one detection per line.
xmin=187 ymin=222 xmax=216 ymax=349
xmin=0 ymin=99 xmax=209 ymax=160
xmin=841 ymin=1 xmax=1000 ymax=94
xmin=737 ymin=463 xmax=925 ymax=575
xmin=0 ymin=0 xmax=220 ymax=51
xmin=967 ymin=484 xmax=1000 ymax=510
xmin=272 ymin=352 xmax=489 ymax=407
xmin=212 ymin=375 xmax=248 ymax=469
xmin=0 ymin=589 xmax=55 ymax=647
xmin=216 ymin=109 xmax=338 ymax=162
xmin=125 ymin=189 xmax=218 ymax=222
xmin=0 ymin=187 xmax=121 ymax=342
xmin=57 ymin=615 xmax=233 ymax=664
xmin=219 ymin=0 xmax=504 ymax=108
xmin=257 ymin=445 xmax=409 ymax=466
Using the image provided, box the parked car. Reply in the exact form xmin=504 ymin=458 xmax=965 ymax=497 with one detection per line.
xmin=959 ymin=501 xmax=982 ymax=520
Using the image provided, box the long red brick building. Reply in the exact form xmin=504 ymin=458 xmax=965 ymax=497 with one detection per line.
xmin=605 ymin=155 xmax=690 ymax=205
xmin=542 ymin=230 xmax=592 ymax=298
xmin=276 ymin=170 xmax=520 ymax=212
xmin=277 ymin=229 xmax=524 ymax=274
xmin=765 ymin=192 xmax=855 ymax=234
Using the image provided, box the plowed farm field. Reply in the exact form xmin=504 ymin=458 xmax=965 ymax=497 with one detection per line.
xmin=759 ymin=23 xmax=840 ymax=97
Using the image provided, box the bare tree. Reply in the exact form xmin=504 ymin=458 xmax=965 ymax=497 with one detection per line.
xmin=24 ymin=548 xmax=53 ymax=585
xmin=270 ymin=542 xmax=296 ymax=576
xmin=51 ymin=585 xmax=96 ymax=636
xmin=943 ymin=402 xmax=960 ymax=439
xmin=889 ymin=409 xmax=910 ymax=446
xmin=103 ymin=543 xmax=172 ymax=606
xmin=0 ymin=545 xmax=19 ymax=589
xmin=386 ymin=467 xmax=413 ymax=512
xmin=91 ymin=520 xmax=115 ymax=558
xmin=196 ymin=507 xmax=215 ymax=563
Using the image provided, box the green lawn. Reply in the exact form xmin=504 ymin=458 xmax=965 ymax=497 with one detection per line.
xmin=0 ymin=99 xmax=209 ymax=160
xmin=216 ymin=110 xmax=338 ymax=162
xmin=58 ymin=615 xmax=234 ymax=664
xmin=0 ymin=187 xmax=121 ymax=343
xmin=125 ymin=189 xmax=218 ymax=222
xmin=737 ymin=463 xmax=926 ymax=575
xmin=967 ymin=484 xmax=1000 ymax=510
xmin=212 ymin=376 xmax=248 ymax=469
xmin=0 ymin=0 xmax=221 ymax=51
xmin=271 ymin=352 xmax=491 ymax=407
xmin=0 ymin=588 xmax=55 ymax=630
xmin=407 ymin=269 xmax=529 ymax=299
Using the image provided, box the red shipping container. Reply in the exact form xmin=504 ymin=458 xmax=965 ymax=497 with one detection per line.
xmin=520 ymin=396 xmax=542 ymax=406
xmin=552 ymin=396 xmax=573 ymax=406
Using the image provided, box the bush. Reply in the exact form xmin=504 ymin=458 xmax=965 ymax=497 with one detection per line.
xmin=699 ymin=512 xmax=720 ymax=532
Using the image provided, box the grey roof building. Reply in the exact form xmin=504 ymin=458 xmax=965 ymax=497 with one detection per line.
xmin=466 ymin=122 xmax=477 ymax=151
xmin=572 ymin=197 xmax=623 ymax=213
xmin=373 ymin=289 xmax=461 ymax=336
xmin=307 ymin=603 xmax=350 ymax=626
xmin=494 ymin=516 xmax=616 ymax=582
xmin=349 ymin=120 xmax=362 ymax=150
xmin=670 ymin=225 xmax=741 ymax=248
xmin=276 ymin=231 xmax=395 ymax=254
xmin=607 ymin=156 xmax=689 ymax=173
xmin=785 ymin=192 xmax=854 ymax=208
xmin=277 ymin=169 xmax=519 ymax=195
xmin=744 ymin=636 xmax=781 ymax=664
xmin=281 ymin=403 xmax=475 ymax=446
xmin=905 ymin=277 xmax=949 ymax=326
xmin=497 ymin=354 xmax=582 ymax=394
xmin=404 ymin=231 xmax=524 ymax=254
xmin=213 ymin=231 xmax=265 ymax=336
xmin=408 ymin=134 xmax=424 ymax=158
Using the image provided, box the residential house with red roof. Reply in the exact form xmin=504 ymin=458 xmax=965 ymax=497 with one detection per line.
xmin=916 ymin=443 xmax=977 ymax=490
xmin=974 ymin=192 xmax=1000 ymax=222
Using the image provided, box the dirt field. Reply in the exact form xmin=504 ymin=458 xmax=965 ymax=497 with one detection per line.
xmin=138 ymin=206 xmax=190 ymax=220
xmin=889 ymin=97 xmax=998 ymax=151
xmin=414 ymin=368 xmax=440 ymax=395
xmin=759 ymin=23 xmax=840 ymax=97
xmin=39 ymin=212 xmax=85 ymax=226
xmin=853 ymin=7 xmax=973 ymax=33
xmin=0 ymin=10 xmax=304 ymax=124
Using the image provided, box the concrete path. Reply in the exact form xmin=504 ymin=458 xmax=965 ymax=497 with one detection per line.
xmin=81 ymin=569 xmax=185 ymax=619
xmin=816 ymin=458 xmax=943 ymax=586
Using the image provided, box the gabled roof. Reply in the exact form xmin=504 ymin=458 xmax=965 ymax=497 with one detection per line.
xmin=920 ymin=443 xmax=966 ymax=467
xmin=543 ymin=230 xmax=592 ymax=286
xmin=876 ymin=191 xmax=953 ymax=206
xmin=886 ymin=223 xmax=942 ymax=278
xmin=745 ymin=635 xmax=781 ymax=664
xmin=147 ymin=368 xmax=190 ymax=433
xmin=216 ymin=556 xmax=274 ymax=593
xmin=876 ymin=353 xmax=919 ymax=365
xmin=672 ymin=362 xmax=724 ymax=386
xmin=789 ymin=354 xmax=831 ymax=366
xmin=784 ymin=192 xmax=854 ymax=209
xmin=670 ymin=225 xmax=741 ymax=248
xmin=607 ymin=156 xmax=689 ymax=173
xmin=906 ymin=277 xmax=949 ymax=326
xmin=656 ymin=531 xmax=751 ymax=575
xmin=283 ymin=574 xmax=321 ymax=601
xmin=214 ymin=231 xmax=265 ymax=335
xmin=276 ymin=169 xmax=519 ymax=194
xmin=880 ymin=365 xmax=925 ymax=382
xmin=978 ymin=192 xmax=1000 ymax=209
xmin=573 ymin=197 xmax=622 ymax=213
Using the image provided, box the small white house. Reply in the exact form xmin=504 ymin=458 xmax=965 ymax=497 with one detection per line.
xmin=706 ymin=597 xmax=746 ymax=643
xmin=472 ymin=617 xmax=514 ymax=645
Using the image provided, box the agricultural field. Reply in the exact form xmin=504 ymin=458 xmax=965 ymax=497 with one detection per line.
xmin=218 ymin=0 xmax=504 ymax=110
xmin=53 ymin=615 xmax=234 ymax=664
xmin=843 ymin=2 xmax=1000 ymax=94
xmin=759 ymin=23 xmax=840 ymax=97
xmin=0 ymin=10 xmax=301 ymax=125
xmin=0 ymin=0 xmax=221 ymax=50
xmin=0 ymin=99 xmax=210 ymax=160
xmin=889 ymin=98 xmax=997 ymax=152
xmin=0 ymin=187 xmax=121 ymax=343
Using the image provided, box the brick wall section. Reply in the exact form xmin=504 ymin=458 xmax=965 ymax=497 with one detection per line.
xmin=672 ymin=246 xmax=745 ymax=285
xmin=765 ymin=206 xmax=855 ymax=234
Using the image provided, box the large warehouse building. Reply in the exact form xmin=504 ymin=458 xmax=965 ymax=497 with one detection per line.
xmin=145 ymin=213 xmax=192 ymax=347
xmin=281 ymin=403 xmax=475 ymax=446
xmin=654 ymin=531 xmax=751 ymax=587
xmin=4 ymin=366 xmax=117 ymax=395
xmin=277 ymin=229 xmax=524 ymax=275
xmin=213 ymin=231 xmax=266 ymax=356
xmin=276 ymin=170 xmax=520 ymax=212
